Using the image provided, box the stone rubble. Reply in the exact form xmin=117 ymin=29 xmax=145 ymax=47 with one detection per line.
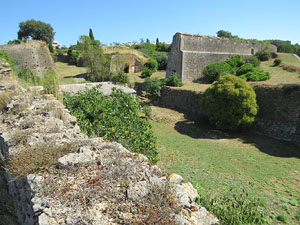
xmin=0 ymin=61 xmax=218 ymax=224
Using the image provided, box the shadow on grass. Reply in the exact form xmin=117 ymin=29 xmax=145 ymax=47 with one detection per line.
xmin=174 ymin=118 xmax=300 ymax=159
xmin=64 ymin=73 xmax=88 ymax=80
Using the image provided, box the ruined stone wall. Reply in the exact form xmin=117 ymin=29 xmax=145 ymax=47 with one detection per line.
xmin=166 ymin=33 xmax=277 ymax=81
xmin=159 ymin=85 xmax=300 ymax=145
xmin=0 ymin=40 xmax=55 ymax=77
xmin=110 ymin=54 xmax=143 ymax=74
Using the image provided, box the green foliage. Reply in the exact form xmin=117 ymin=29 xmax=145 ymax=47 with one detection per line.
xmin=141 ymin=67 xmax=153 ymax=78
xmin=0 ymin=50 xmax=14 ymax=67
xmin=295 ymin=211 xmax=300 ymax=220
xmin=68 ymin=51 xmax=80 ymax=65
xmin=133 ymin=42 xmax=157 ymax=56
xmin=195 ymin=185 xmax=271 ymax=225
xmin=255 ymin=48 xmax=271 ymax=61
xmin=165 ymin=72 xmax=183 ymax=87
xmin=18 ymin=19 xmax=54 ymax=44
xmin=14 ymin=66 xmax=40 ymax=85
xmin=153 ymin=53 xmax=168 ymax=70
xmin=236 ymin=63 xmax=256 ymax=76
xmin=280 ymin=44 xmax=294 ymax=53
xmin=240 ymin=69 xmax=271 ymax=81
xmin=217 ymin=30 xmax=238 ymax=39
xmin=111 ymin=71 xmax=129 ymax=85
xmin=201 ymin=75 xmax=258 ymax=131
xmin=7 ymin=39 xmax=24 ymax=44
xmin=273 ymin=58 xmax=282 ymax=66
xmin=89 ymin=28 xmax=95 ymax=41
xmin=243 ymin=55 xmax=260 ymax=67
xmin=144 ymin=57 xmax=158 ymax=72
xmin=48 ymin=42 xmax=54 ymax=53
xmin=143 ymin=77 xmax=163 ymax=100
xmin=42 ymin=70 xmax=59 ymax=97
xmin=63 ymin=87 xmax=158 ymax=163
xmin=79 ymin=35 xmax=111 ymax=81
xmin=225 ymin=54 xmax=243 ymax=68
xmin=203 ymin=61 xmax=232 ymax=82
xmin=277 ymin=214 xmax=288 ymax=223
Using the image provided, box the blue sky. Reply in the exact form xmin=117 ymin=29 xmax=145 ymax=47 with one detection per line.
xmin=1 ymin=0 xmax=299 ymax=46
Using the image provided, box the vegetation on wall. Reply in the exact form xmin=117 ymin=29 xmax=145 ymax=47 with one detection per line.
xmin=63 ymin=86 xmax=158 ymax=163
xmin=0 ymin=50 xmax=15 ymax=67
xmin=201 ymin=75 xmax=258 ymax=131
xmin=17 ymin=19 xmax=55 ymax=44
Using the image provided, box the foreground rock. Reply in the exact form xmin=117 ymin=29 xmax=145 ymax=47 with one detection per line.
xmin=0 ymin=68 xmax=218 ymax=224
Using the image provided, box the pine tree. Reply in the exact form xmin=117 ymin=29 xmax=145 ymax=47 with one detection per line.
xmin=89 ymin=28 xmax=95 ymax=41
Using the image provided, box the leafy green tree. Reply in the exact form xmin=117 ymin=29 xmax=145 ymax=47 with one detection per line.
xmin=144 ymin=57 xmax=158 ymax=72
xmin=217 ymin=30 xmax=234 ymax=39
xmin=18 ymin=19 xmax=54 ymax=44
xmin=280 ymin=43 xmax=294 ymax=53
xmin=79 ymin=35 xmax=111 ymax=81
xmin=48 ymin=42 xmax=54 ymax=53
xmin=203 ymin=61 xmax=232 ymax=82
xmin=89 ymin=28 xmax=95 ymax=41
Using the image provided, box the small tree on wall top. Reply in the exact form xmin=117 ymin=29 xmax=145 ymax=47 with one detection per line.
xmin=18 ymin=19 xmax=55 ymax=44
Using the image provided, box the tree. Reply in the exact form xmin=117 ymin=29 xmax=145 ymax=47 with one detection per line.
xmin=79 ymin=35 xmax=110 ymax=82
xmin=89 ymin=28 xmax=95 ymax=41
xmin=156 ymin=38 xmax=159 ymax=49
xmin=18 ymin=19 xmax=54 ymax=44
xmin=216 ymin=30 xmax=238 ymax=39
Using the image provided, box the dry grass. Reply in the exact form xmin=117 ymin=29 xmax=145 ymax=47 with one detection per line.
xmin=55 ymin=62 xmax=88 ymax=84
xmin=8 ymin=142 xmax=75 ymax=176
xmin=103 ymin=46 xmax=148 ymax=64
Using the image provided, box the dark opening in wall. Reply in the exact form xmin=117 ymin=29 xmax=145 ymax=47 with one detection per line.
xmin=251 ymin=49 xmax=254 ymax=55
xmin=124 ymin=64 xmax=129 ymax=73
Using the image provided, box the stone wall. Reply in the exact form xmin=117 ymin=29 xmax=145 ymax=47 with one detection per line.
xmin=110 ymin=54 xmax=143 ymax=74
xmin=0 ymin=64 xmax=218 ymax=224
xmin=0 ymin=40 xmax=55 ymax=77
xmin=159 ymin=85 xmax=300 ymax=145
xmin=166 ymin=33 xmax=277 ymax=81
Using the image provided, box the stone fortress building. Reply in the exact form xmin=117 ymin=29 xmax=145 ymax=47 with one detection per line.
xmin=166 ymin=32 xmax=277 ymax=81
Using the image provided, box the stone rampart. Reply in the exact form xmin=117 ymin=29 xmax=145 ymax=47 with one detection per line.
xmin=159 ymin=85 xmax=300 ymax=145
xmin=166 ymin=33 xmax=277 ymax=81
xmin=0 ymin=40 xmax=55 ymax=77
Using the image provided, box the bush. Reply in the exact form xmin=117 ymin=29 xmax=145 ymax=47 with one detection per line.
xmin=244 ymin=55 xmax=260 ymax=67
xmin=0 ymin=50 xmax=14 ymax=67
xmin=144 ymin=57 xmax=158 ymax=72
xmin=225 ymin=55 xmax=243 ymax=68
xmin=42 ymin=70 xmax=60 ymax=97
xmin=111 ymin=71 xmax=129 ymax=85
xmin=203 ymin=61 xmax=232 ymax=82
xmin=15 ymin=66 xmax=40 ymax=85
xmin=271 ymin=52 xmax=278 ymax=58
xmin=273 ymin=58 xmax=282 ymax=66
xmin=143 ymin=77 xmax=163 ymax=100
xmin=165 ymin=72 xmax=183 ymax=87
xmin=68 ymin=51 xmax=80 ymax=65
xmin=195 ymin=184 xmax=271 ymax=225
xmin=141 ymin=67 xmax=153 ymax=78
xmin=240 ymin=69 xmax=271 ymax=81
xmin=236 ymin=63 xmax=256 ymax=76
xmin=153 ymin=53 xmax=168 ymax=70
xmin=201 ymin=75 xmax=258 ymax=131
xmin=63 ymin=87 xmax=158 ymax=163
xmin=255 ymin=49 xmax=271 ymax=61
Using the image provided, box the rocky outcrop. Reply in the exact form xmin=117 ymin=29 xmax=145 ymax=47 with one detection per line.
xmin=0 ymin=64 xmax=218 ymax=224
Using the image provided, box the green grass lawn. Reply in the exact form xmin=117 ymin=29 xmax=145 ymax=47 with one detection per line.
xmin=151 ymin=107 xmax=300 ymax=224
xmin=55 ymin=62 xmax=89 ymax=84
xmin=277 ymin=53 xmax=300 ymax=67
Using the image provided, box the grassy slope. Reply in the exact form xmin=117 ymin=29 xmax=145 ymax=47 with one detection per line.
xmin=152 ymin=107 xmax=300 ymax=224
xmin=55 ymin=62 xmax=88 ymax=85
xmin=102 ymin=46 xmax=148 ymax=64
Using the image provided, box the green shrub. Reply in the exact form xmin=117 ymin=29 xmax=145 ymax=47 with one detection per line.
xmin=255 ymin=48 xmax=271 ymax=61
xmin=68 ymin=51 xmax=80 ymax=65
xmin=111 ymin=71 xmax=129 ymax=85
xmin=273 ymin=58 xmax=282 ymax=66
xmin=277 ymin=214 xmax=288 ymax=223
xmin=63 ymin=87 xmax=158 ymax=163
xmin=143 ymin=77 xmax=163 ymax=100
xmin=225 ymin=55 xmax=243 ymax=68
xmin=201 ymin=75 xmax=258 ymax=131
xmin=271 ymin=52 xmax=278 ymax=58
xmin=153 ymin=53 xmax=168 ymax=70
xmin=244 ymin=55 xmax=260 ymax=67
xmin=0 ymin=50 xmax=14 ymax=67
xmin=7 ymin=39 xmax=23 ymax=44
xmin=195 ymin=185 xmax=271 ymax=225
xmin=240 ymin=69 xmax=271 ymax=81
xmin=141 ymin=67 xmax=153 ymax=78
xmin=236 ymin=63 xmax=256 ymax=76
xmin=144 ymin=57 xmax=158 ymax=72
xmin=42 ymin=70 xmax=60 ymax=97
xmin=203 ymin=61 xmax=232 ymax=82
xmin=15 ymin=66 xmax=40 ymax=85
xmin=165 ymin=72 xmax=183 ymax=87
